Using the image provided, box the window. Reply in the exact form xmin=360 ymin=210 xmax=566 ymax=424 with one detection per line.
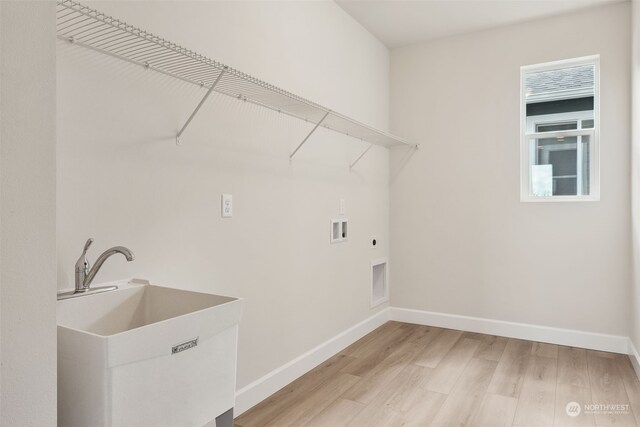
xmin=520 ymin=56 xmax=599 ymax=201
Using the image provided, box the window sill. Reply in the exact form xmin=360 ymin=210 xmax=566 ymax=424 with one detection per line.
xmin=520 ymin=195 xmax=600 ymax=203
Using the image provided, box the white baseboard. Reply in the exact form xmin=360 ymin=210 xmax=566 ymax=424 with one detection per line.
xmin=390 ymin=307 xmax=629 ymax=354
xmin=234 ymin=308 xmax=390 ymax=416
xmin=628 ymin=339 xmax=640 ymax=381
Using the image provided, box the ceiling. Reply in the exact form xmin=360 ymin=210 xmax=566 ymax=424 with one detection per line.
xmin=335 ymin=0 xmax=623 ymax=48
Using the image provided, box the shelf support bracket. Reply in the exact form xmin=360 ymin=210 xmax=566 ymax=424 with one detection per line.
xmin=289 ymin=110 xmax=330 ymax=160
xmin=349 ymin=143 xmax=373 ymax=170
xmin=176 ymin=66 xmax=227 ymax=145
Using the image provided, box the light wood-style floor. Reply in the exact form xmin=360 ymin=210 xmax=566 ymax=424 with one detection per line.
xmin=235 ymin=321 xmax=640 ymax=427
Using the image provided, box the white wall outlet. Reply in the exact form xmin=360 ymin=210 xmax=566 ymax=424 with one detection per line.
xmin=339 ymin=198 xmax=346 ymax=215
xmin=221 ymin=194 xmax=233 ymax=218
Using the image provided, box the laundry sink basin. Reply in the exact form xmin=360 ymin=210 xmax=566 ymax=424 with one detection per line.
xmin=57 ymin=279 xmax=242 ymax=427
xmin=57 ymin=278 xmax=239 ymax=336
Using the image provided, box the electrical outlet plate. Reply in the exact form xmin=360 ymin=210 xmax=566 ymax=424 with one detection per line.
xmin=221 ymin=194 xmax=233 ymax=218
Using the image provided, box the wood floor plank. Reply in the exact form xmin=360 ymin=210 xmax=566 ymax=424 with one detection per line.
xmin=473 ymin=334 xmax=508 ymax=362
xmin=306 ymin=399 xmax=364 ymax=427
xmin=430 ymin=357 xmax=498 ymax=426
xmin=341 ymin=354 xmax=421 ymax=405
xmin=264 ymin=373 xmax=360 ymax=426
xmin=345 ymin=364 xmax=422 ymax=426
xmin=615 ymin=356 xmax=640 ymax=426
xmin=469 ymin=393 xmax=518 ymax=427
xmin=235 ymin=353 xmax=355 ymax=427
xmin=422 ymin=337 xmax=480 ymax=394
xmin=487 ymin=338 xmax=533 ymax=398
xmin=462 ymin=331 xmax=486 ymax=340
xmin=387 ymin=324 xmax=443 ymax=361
xmin=554 ymin=383 xmax=595 ymax=427
xmin=342 ymin=321 xmax=403 ymax=358
xmin=397 ymin=389 xmax=447 ymax=427
xmin=531 ymin=342 xmax=559 ymax=359
xmin=413 ymin=328 xmax=463 ymax=368
xmin=380 ymin=364 xmax=444 ymax=427
xmin=512 ymin=354 xmax=558 ymax=427
xmin=346 ymin=403 xmax=403 ymax=427
xmin=341 ymin=323 xmax=418 ymax=377
xmin=557 ymin=347 xmax=590 ymax=388
xmin=384 ymin=364 xmax=434 ymax=412
xmin=589 ymin=350 xmax=616 ymax=359
xmin=586 ymin=350 xmax=637 ymax=427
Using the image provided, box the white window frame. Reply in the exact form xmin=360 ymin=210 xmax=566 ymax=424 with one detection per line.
xmin=520 ymin=55 xmax=600 ymax=202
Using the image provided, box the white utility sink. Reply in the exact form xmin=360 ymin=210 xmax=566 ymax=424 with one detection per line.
xmin=57 ymin=279 xmax=242 ymax=427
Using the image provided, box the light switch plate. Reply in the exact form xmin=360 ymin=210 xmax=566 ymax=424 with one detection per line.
xmin=221 ymin=194 xmax=233 ymax=218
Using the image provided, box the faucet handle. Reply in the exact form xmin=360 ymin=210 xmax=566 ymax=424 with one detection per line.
xmin=81 ymin=238 xmax=94 ymax=257
xmin=75 ymin=238 xmax=93 ymax=272
xmin=75 ymin=238 xmax=94 ymax=292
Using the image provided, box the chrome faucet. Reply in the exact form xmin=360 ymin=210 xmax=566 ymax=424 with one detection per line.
xmin=74 ymin=238 xmax=135 ymax=293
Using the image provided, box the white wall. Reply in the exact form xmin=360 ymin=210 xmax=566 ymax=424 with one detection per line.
xmin=1 ymin=1 xmax=57 ymax=425
xmin=390 ymin=3 xmax=631 ymax=336
xmin=631 ymin=0 xmax=640 ymax=356
xmin=57 ymin=0 xmax=390 ymax=391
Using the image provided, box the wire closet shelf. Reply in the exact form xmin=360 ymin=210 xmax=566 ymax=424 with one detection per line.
xmin=56 ymin=0 xmax=418 ymax=164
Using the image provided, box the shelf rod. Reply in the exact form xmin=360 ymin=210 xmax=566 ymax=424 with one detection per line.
xmin=289 ymin=111 xmax=330 ymax=160
xmin=349 ymin=143 xmax=373 ymax=169
xmin=176 ymin=66 xmax=227 ymax=145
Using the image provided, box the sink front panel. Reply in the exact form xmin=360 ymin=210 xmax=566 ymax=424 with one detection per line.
xmin=111 ymin=325 xmax=238 ymax=426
